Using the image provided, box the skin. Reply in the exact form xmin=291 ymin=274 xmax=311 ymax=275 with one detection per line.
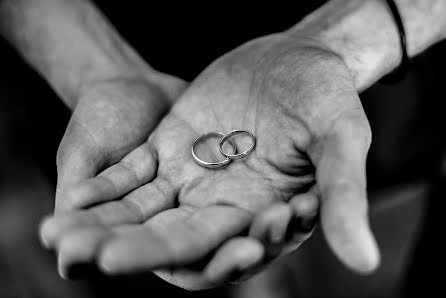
xmin=40 ymin=34 xmax=378 ymax=289
xmin=54 ymin=76 xmax=186 ymax=212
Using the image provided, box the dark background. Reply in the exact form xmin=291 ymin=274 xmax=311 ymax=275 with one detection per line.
xmin=0 ymin=1 xmax=444 ymax=297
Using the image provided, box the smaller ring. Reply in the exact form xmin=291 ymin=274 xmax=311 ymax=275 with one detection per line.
xmin=192 ymin=132 xmax=237 ymax=169
xmin=219 ymin=130 xmax=256 ymax=160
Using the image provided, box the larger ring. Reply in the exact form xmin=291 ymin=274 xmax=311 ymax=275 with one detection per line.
xmin=192 ymin=132 xmax=237 ymax=169
xmin=219 ymin=130 xmax=256 ymax=160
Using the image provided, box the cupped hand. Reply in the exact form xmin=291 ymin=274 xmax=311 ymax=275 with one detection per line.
xmin=41 ymin=33 xmax=379 ymax=290
xmin=55 ymin=73 xmax=186 ymax=212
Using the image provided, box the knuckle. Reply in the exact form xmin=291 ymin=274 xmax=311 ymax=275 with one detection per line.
xmin=355 ymin=119 xmax=372 ymax=148
xmin=322 ymin=178 xmax=361 ymax=203
xmin=122 ymin=144 xmax=157 ymax=184
xmin=327 ymin=179 xmax=368 ymax=212
xmin=334 ymin=109 xmax=372 ymax=143
xmin=331 ymin=178 xmax=360 ymax=195
xmin=118 ymin=160 xmax=142 ymax=184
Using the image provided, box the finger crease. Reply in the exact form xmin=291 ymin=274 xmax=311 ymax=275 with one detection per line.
xmin=119 ymin=160 xmax=141 ymax=185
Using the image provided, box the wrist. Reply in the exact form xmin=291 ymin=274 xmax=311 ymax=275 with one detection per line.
xmin=0 ymin=0 xmax=172 ymax=109
xmin=287 ymin=0 xmax=446 ymax=92
xmin=287 ymin=0 xmax=400 ymax=91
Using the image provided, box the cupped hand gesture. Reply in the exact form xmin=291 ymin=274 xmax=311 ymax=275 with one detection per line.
xmin=55 ymin=72 xmax=186 ymax=212
xmin=41 ymin=33 xmax=379 ymax=290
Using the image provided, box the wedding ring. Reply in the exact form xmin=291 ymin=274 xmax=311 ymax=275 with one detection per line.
xmin=192 ymin=132 xmax=237 ymax=169
xmin=219 ymin=130 xmax=256 ymax=160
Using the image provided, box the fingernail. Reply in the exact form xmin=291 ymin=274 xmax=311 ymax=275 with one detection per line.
xmin=58 ymin=266 xmax=68 ymax=280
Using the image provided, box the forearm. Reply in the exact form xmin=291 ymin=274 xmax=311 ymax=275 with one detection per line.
xmin=287 ymin=0 xmax=446 ymax=91
xmin=0 ymin=0 xmax=171 ymax=108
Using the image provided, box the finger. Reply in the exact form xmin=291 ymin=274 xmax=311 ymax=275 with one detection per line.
xmin=288 ymin=191 xmax=319 ymax=234
xmin=249 ymin=203 xmax=292 ymax=244
xmin=279 ymin=192 xmax=319 ymax=254
xmin=40 ymin=212 xmax=101 ymax=249
xmin=40 ymin=177 xmax=175 ymax=248
xmin=248 ymin=195 xmax=318 ymax=257
xmin=57 ymin=142 xmax=157 ymax=212
xmin=98 ymin=205 xmax=252 ymax=274
xmin=56 ymin=223 xmax=146 ymax=280
xmin=55 ymin=119 xmax=108 ymax=212
xmin=204 ymin=237 xmax=264 ymax=284
xmin=310 ymin=114 xmax=380 ymax=274
xmin=55 ymin=196 xmax=184 ymax=279
xmin=153 ymin=238 xmax=264 ymax=290
xmin=57 ymin=226 xmax=111 ymax=279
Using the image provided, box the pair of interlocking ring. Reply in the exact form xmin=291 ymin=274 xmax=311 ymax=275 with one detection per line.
xmin=192 ymin=130 xmax=256 ymax=169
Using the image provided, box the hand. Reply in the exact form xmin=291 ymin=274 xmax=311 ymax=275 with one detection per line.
xmin=41 ymin=33 xmax=379 ymax=290
xmin=54 ymin=73 xmax=186 ymax=212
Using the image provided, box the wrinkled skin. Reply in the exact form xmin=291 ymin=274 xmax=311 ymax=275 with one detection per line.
xmin=41 ymin=33 xmax=379 ymax=290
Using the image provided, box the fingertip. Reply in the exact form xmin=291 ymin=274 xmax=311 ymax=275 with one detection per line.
xmin=321 ymin=198 xmax=380 ymax=275
xmin=98 ymin=239 xmax=137 ymax=274
xmin=351 ymin=228 xmax=381 ymax=275
xmin=289 ymin=192 xmax=319 ymax=234
xmin=57 ymin=234 xmax=85 ymax=279
xmin=249 ymin=203 xmax=292 ymax=244
xmin=97 ymin=242 xmax=120 ymax=274
xmin=289 ymin=192 xmax=319 ymax=216
xmin=341 ymin=231 xmax=380 ymax=275
xmin=234 ymin=239 xmax=265 ymax=268
xmin=39 ymin=215 xmax=58 ymax=249
xmin=57 ymin=227 xmax=111 ymax=278
xmin=204 ymin=238 xmax=264 ymax=283
xmin=361 ymin=250 xmax=380 ymax=275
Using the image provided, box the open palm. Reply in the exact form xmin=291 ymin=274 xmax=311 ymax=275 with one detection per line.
xmin=41 ymin=34 xmax=379 ymax=290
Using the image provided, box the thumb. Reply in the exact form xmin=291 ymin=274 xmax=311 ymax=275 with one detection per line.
xmin=310 ymin=112 xmax=380 ymax=274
